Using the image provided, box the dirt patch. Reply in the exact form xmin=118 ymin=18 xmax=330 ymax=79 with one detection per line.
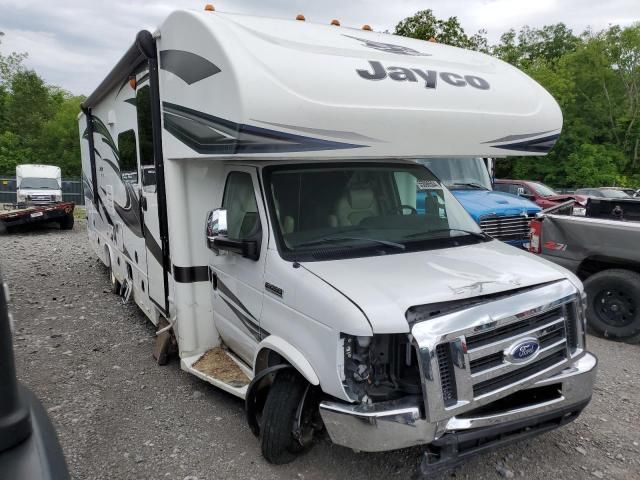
xmin=193 ymin=347 xmax=250 ymax=387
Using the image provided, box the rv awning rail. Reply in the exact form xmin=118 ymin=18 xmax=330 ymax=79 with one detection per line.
xmin=81 ymin=30 xmax=155 ymax=111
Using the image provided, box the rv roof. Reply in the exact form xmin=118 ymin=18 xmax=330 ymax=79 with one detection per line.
xmin=84 ymin=9 xmax=563 ymax=160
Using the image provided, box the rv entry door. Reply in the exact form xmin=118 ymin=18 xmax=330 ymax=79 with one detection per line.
xmin=136 ymin=83 xmax=168 ymax=312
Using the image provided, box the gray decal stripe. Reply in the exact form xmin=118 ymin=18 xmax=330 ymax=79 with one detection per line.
xmin=114 ymin=182 xmax=143 ymax=238
xmin=221 ymin=297 xmax=261 ymax=341
xmin=483 ymin=130 xmax=558 ymax=144
xmin=159 ymin=50 xmax=221 ymax=85
xmin=217 ymin=279 xmax=256 ymax=321
xmin=490 ymin=133 xmax=561 ymax=153
xmin=162 ymin=102 xmax=365 ymax=154
xmin=251 ymin=119 xmax=382 ymax=143
xmin=143 ymin=224 xmax=163 ymax=266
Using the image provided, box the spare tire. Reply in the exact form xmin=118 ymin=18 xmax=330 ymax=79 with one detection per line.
xmin=584 ymin=269 xmax=640 ymax=342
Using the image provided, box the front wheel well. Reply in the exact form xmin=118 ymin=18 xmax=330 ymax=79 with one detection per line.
xmin=577 ymin=256 xmax=640 ymax=280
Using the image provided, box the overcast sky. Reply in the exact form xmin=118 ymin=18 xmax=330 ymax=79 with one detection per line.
xmin=0 ymin=0 xmax=638 ymax=95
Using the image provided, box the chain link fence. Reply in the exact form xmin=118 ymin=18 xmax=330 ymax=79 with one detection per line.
xmin=0 ymin=177 xmax=85 ymax=205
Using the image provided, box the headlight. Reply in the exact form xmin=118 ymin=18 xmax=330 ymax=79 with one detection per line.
xmin=341 ymin=333 xmax=421 ymax=403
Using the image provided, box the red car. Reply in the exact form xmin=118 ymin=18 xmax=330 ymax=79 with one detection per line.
xmin=494 ymin=179 xmax=588 ymax=209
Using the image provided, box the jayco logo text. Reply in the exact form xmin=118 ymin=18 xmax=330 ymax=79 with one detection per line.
xmin=356 ymin=60 xmax=490 ymax=90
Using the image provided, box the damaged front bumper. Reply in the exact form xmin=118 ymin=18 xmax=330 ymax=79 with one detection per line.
xmin=319 ymin=352 xmax=596 ymax=453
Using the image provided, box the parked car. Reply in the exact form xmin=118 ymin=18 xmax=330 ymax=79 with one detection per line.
xmin=529 ymin=197 xmax=640 ymax=343
xmin=495 ymin=179 xmax=588 ymax=209
xmin=575 ymin=187 xmax=634 ymax=199
xmin=418 ymin=159 xmax=541 ymax=248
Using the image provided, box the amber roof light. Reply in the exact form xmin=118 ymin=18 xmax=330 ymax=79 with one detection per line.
xmin=331 ymin=19 xmax=341 ymax=26
xmin=204 ymin=4 xmax=215 ymax=11
xmin=296 ymin=14 xmax=306 ymax=21
xmin=362 ymin=24 xmax=372 ymax=31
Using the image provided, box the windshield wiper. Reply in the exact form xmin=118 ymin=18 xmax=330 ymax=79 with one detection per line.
xmin=451 ymin=182 xmax=488 ymax=190
xmin=294 ymin=236 xmax=405 ymax=250
xmin=404 ymin=228 xmax=489 ymax=241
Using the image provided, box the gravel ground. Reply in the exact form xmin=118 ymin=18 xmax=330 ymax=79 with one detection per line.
xmin=2 ymin=220 xmax=639 ymax=480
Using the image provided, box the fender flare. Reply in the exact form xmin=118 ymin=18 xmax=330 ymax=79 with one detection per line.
xmin=253 ymin=336 xmax=320 ymax=386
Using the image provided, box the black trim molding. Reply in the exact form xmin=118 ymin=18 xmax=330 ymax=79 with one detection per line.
xmin=173 ymin=265 xmax=210 ymax=283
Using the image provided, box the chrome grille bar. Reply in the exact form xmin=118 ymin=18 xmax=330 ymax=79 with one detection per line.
xmin=411 ymin=280 xmax=581 ymax=423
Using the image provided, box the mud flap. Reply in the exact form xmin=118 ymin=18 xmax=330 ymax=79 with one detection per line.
xmin=153 ymin=318 xmax=174 ymax=366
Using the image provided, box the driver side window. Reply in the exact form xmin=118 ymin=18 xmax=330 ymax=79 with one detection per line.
xmin=222 ymin=172 xmax=262 ymax=242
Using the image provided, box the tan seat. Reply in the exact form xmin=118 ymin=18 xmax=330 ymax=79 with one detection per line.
xmin=332 ymin=187 xmax=379 ymax=226
xmin=273 ymin=197 xmax=295 ymax=234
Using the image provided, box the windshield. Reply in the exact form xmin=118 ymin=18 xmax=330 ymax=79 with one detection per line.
xmin=19 ymin=177 xmax=59 ymax=190
xmin=416 ymin=158 xmax=492 ymax=190
xmin=264 ymin=163 xmax=487 ymax=261
xmin=530 ymin=182 xmax=557 ymax=197
xmin=601 ymin=189 xmax=630 ymax=198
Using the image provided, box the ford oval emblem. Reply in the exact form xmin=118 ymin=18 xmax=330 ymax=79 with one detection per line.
xmin=506 ymin=338 xmax=540 ymax=364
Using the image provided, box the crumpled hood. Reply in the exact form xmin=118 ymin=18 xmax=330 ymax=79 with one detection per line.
xmin=451 ymin=190 xmax=540 ymax=221
xmin=300 ymin=240 xmax=576 ymax=334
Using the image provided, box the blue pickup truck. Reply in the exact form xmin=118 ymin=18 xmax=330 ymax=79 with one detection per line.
xmin=417 ymin=158 xmax=541 ymax=247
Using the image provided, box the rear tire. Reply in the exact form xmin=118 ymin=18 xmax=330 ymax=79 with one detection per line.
xmin=59 ymin=213 xmax=74 ymax=230
xmin=584 ymin=269 xmax=640 ymax=342
xmin=260 ymin=370 xmax=312 ymax=464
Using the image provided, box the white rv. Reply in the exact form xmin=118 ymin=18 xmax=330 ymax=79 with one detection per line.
xmin=15 ymin=164 xmax=63 ymax=205
xmin=78 ymin=9 xmax=596 ymax=471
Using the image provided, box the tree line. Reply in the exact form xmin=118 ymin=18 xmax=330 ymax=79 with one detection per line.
xmin=0 ymin=32 xmax=84 ymax=178
xmin=1 ymin=12 xmax=639 ymax=187
xmin=396 ymin=11 xmax=640 ymax=188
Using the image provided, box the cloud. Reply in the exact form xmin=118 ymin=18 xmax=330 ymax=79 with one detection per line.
xmin=0 ymin=0 xmax=638 ymax=95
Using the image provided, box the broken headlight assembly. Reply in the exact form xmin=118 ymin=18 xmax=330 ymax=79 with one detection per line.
xmin=340 ymin=333 xmax=422 ymax=403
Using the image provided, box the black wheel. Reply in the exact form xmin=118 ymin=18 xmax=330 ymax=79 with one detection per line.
xmin=59 ymin=213 xmax=74 ymax=230
xmin=584 ymin=269 xmax=640 ymax=342
xmin=260 ymin=370 xmax=316 ymax=464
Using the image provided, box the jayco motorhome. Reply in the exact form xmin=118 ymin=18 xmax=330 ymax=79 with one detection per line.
xmin=78 ymin=9 xmax=596 ymax=471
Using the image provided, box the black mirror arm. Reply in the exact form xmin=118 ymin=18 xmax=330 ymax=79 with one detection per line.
xmin=212 ymin=238 xmax=260 ymax=261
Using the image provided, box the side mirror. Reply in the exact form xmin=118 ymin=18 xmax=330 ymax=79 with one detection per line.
xmin=205 ymin=209 xmax=260 ymax=260
xmin=205 ymin=209 xmax=228 ymax=249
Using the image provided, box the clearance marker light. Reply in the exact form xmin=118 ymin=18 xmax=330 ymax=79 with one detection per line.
xmin=204 ymin=4 xmax=215 ymax=11
xmin=331 ymin=19 xmax=341 ymax=26
xmin=296 ymin=14 xmax=306 ymax=21
xmin=362 ymin=24 xmax=372 ymax=31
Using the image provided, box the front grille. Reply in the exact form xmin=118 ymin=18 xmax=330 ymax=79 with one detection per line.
xmin=466 ymin=307 xmax=562 ymax=349
xmin=473 ymin=350 xmax=566 ymax=397
xmin=436 ymin=302 xmax=575 ymax=402
xmin=436 ymin=344 xmax=457 ymax=407
xmin=564 ymin=303 xmax=579 ymax=352
xmin=479 ymin=214 xmax=532 ymax=242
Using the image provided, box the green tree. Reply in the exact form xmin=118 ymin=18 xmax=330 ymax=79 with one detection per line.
xmin=395 ymin=9 xmax=488 ymax=51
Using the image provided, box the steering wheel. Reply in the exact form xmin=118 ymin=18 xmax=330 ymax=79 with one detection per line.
xmin=396 ymin=204 xmax=418 ymax=215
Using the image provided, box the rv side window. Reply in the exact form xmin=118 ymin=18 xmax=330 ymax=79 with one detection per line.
xmin=222 ymin=172 xmax=262 ymax=242
xmin=136 ymin=85 xmax=155 ymax=189
xmin=117 ymin=129 xmax=138 ymax=184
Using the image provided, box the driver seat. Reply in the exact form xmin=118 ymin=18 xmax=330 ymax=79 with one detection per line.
xmin=332 ymin=187 xmax=380 ymax=226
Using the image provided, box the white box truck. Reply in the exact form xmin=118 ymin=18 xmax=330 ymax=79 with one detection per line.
xmin=15 ymin=164 xmax=63 ymax=205
xmin=78 ymin=9 xmax=596 ymax=472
